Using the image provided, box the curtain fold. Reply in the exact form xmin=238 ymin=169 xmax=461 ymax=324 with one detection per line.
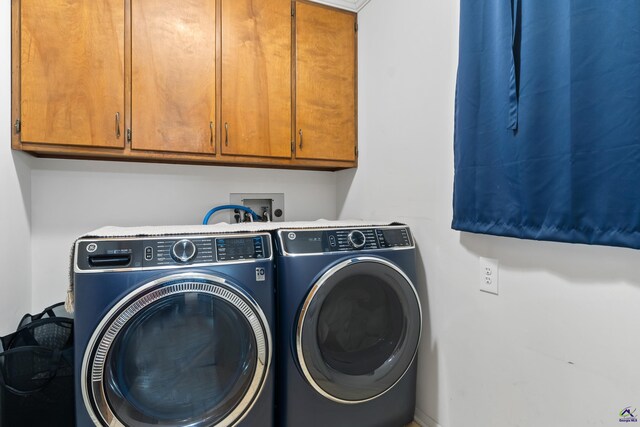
xmin=453 ymin=0 xmax=640 ymax=249
xmin=508 ymin=0 xmax=521 ymax=130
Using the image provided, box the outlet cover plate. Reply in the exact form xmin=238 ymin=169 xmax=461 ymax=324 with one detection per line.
xmin=479 ymin=257 xmax=499 ymax=295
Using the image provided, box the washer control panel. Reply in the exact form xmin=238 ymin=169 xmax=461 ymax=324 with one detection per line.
xmin=76 ymin=233 xmax=271 ymax=271
xmin=279 ymin=226 xmax=413 ymax=255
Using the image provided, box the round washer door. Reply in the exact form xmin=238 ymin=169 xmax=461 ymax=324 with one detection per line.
xmin=297 ymin=257 xmax=422 ymax=403
xmin=82 ymin=273 xmax=271 ymax=427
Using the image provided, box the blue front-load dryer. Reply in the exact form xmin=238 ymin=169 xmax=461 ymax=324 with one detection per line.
xmin=73 ymin=232 xmax=275 ymax=427
xmin=275 ymin=225 xmax=422 ymax=427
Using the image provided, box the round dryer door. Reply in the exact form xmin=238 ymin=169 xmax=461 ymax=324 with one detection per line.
xmin=297 ymin=257 xmax=422 ymax=403
xmin=82 ymin=273 xmax=271 ymax=427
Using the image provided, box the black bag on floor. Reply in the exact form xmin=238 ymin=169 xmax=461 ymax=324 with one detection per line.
xmin=0 ymin=303 xmax=75 ymax=427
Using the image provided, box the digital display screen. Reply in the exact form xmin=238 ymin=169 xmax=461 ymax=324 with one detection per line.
xmin=283 ymin=231 xmax=325 ymax=253
xmin=224 ymin=238 xmax=256 ymax=257
xmin=383 ymin=229 xmax=407 ymax=246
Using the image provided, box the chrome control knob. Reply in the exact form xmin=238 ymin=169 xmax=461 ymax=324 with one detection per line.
xmin=171 ymin=239 xmax=197 ymax=263
xmin=347 ymin=230 xmax=366 ymax=249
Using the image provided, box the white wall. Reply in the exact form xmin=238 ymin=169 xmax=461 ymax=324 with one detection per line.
xmin=0 ymin=1 xmax=32 ymax=335
xmin=339 ymin=1 xmax=640 ymax=426
xmin=30 ymin=159 xmax=337 ymax=308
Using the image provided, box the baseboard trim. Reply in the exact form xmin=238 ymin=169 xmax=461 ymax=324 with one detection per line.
xmin=414 ymin=408 xmax=442 ymax=427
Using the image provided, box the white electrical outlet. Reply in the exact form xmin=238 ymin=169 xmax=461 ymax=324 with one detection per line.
xmin=479 ymin=257 xmax=499 ymax=295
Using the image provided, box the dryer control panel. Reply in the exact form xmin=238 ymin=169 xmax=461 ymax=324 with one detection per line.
xmin=278 ymin=226 xmax=413 ymax=255
xmin=76 ymin=234 xmax=271 ymax=271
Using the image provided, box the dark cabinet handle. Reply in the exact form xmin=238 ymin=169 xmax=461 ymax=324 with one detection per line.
xmin=210 ymin=121 xmax=214 ymax=145
xmin=115 ymin=112 xmax=121 ymax=138
xmin=225 ymin=122 xmax=229 ymax=146
xmin=299 ymin=129 xmax=303 ymax=149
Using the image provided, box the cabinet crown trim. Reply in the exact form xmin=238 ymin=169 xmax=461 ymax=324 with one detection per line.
xmin=308 ymin=0 xmax=371 ymax=12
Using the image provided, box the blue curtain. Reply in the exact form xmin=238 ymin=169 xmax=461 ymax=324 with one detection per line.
xmin=452 ymin=0 xmax=640 ymax=249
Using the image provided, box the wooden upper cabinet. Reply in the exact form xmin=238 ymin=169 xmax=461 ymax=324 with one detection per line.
xmin=221 ymin=0 xmax=292 ymax=158
xmin=132 ymin=0 xmax=216 ymax=154
xmin=13 ymin=0 xmax=357 ymax=169
xmin=20 ymin=0 xmax=125 ymax=148
xmin=295 ymin=2 xmax=356 ymax=162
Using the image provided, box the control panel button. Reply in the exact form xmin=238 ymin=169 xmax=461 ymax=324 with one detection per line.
xmin=144 ymin=246 xmax=154 ymax=261
xmin=171 ymin=239 xmax=197 ymax=263
xmin=347 ymin=230 xmax=366 ymax=249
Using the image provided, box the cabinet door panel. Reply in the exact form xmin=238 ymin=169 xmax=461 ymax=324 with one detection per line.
xmin=296 ymin=2 xmax=356 ymax=162
xmin=20 ymin=0 xmax=124 ymax=148
xmin=221 ymin=0 xmax=291 ymax=158
xmin=132 ymin=0 xmax=216 ymax=154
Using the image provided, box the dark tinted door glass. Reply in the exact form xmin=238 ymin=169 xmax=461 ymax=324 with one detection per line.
xmin=104 ymin=292 xmax=256 ymax=427
xmin=299 ymin=261 xmax=421 ymax=402
xmin=318 ymin=276 xmax=403 ymax=375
